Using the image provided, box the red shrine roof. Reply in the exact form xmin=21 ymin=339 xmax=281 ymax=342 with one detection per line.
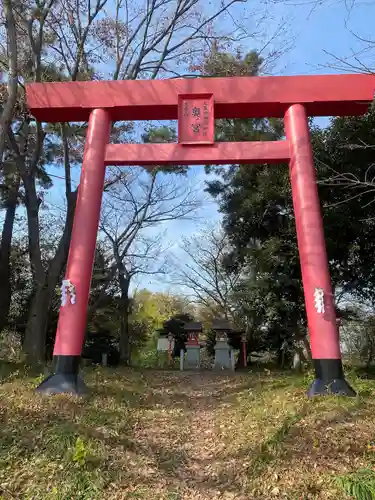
xmin=26 ymin=74 xmax=375 ymax=123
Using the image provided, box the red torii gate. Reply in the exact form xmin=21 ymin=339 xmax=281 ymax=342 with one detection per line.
xmin=26 ymin=74 xmax=375 ymax=397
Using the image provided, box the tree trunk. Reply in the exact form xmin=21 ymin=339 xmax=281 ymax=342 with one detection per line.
xmin=302 ymin=336 xmax=312 ymax=364
xmin=119 ymin=313 xmax=131 ymax=365
xmin=22 ymin=191 xmax=77 ymax=363
xmin=0 ymin=0 xmax=18 ymax=159
xmin=23 ymin=284 xmax=50 ymax=363
xmin=0 ymin=176 xmax=20 ymax=333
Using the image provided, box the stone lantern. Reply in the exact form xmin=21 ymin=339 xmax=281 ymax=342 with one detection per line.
xmin=183 ymin=322 xmax=202 ymax=369
xmin=212 ymin=319 xmax=234 ymax=370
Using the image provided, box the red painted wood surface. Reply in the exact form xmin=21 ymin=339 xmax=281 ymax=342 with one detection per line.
xmin=26 ymin=74 xmax=375 ymax=122
xmin=104 ymin=141 xmax=290 ymax=166
xmin=178 ymin=94 xmax=214 ymax=144
xmin=186 ymin=333 xmax=200 ymax=345
xmin=285 ymin=104 xmax=340 ymax=360
xmin=54 ymin=109 xmax=111 ymax=356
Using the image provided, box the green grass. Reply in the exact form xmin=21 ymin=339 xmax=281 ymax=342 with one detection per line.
xmin=0 ymin=363 xmax=375 ymax=499
xmin=336 ymin=469 xmax=375 ymax=500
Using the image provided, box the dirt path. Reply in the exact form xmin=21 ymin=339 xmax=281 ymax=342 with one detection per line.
xmin=131 ymin=372 xmax=252 ymax=499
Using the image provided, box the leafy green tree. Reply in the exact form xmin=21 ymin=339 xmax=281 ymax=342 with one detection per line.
xmin=157 ymin=313 xmax=195 ymax=357
xmin=129 ymin=291 xmax=193 ymax=365
xmin=202 ymin=49 xmax=375 ymax=362
xmin=311 ymin=107 xmax=375 ymax=304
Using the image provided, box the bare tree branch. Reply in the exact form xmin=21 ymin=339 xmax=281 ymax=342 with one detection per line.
xmin=99 ymin=168 xmax=201 ymax=286
xmin=172 ymin=228 xmax=240 ymax=320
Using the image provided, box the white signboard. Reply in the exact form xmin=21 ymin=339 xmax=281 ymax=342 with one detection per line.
xmin=157 ymin=338 xmax=174 ymax=352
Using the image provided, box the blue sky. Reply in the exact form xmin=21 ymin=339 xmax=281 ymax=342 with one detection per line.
xmin=284 ymin=0 xmax=375 ymax=76
xmin=42 ymin=0 xmax=375 ymax=293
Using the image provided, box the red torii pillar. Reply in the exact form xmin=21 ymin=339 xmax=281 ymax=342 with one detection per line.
xmin=26 ymin=74 xmax=375 ymax=396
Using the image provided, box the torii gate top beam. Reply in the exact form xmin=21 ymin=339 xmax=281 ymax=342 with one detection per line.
xmin=26 ymin=74 xmax=375 ymax=123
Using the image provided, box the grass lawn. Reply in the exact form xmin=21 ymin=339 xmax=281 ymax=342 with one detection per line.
xmin=1 ymin=363 xmax=375 ymax=499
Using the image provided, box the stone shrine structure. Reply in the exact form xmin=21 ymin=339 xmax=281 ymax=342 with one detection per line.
xmin=183 ymin=322 xmax=202 ymax=370
xmin=212 ymin=319 xmax=234 ymax=371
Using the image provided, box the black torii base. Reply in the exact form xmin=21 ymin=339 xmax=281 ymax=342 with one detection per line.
xmin=36 ymin=355 xmax=87 ymax=396
xmin=307 ymin=359 xmax=356 ymax=397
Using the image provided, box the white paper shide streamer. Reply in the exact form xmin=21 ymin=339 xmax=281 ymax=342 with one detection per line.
xmin=313 ymin=287 xmax=325 ymax=314
xmin=61 ymin=279 xmax=76 ymax=307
